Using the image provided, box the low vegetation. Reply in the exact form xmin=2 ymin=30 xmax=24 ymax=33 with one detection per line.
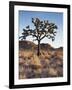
xmin=19 ymin=41 xmax=63 ymax=79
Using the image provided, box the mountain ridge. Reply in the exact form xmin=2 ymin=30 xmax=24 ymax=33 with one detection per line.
xmin=19 ymin=40 xmax=63 ymax=51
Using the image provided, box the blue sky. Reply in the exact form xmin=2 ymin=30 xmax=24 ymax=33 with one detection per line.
xmin=19 ymin=11 xmax=63 ymax=48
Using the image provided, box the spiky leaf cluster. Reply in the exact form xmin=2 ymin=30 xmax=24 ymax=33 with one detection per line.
xmin=19 ymin=18 xmax=58 ymax=41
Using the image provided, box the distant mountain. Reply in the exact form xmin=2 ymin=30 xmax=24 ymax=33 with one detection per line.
xmin=40 ymin=43 xmax=55 ymax=51
xmin=19 ymin=40 xmax=63 ymax=51
xmin=19 ymin=40 xmax=36 ymax=50
xmin=56 ymin=47 xmax=63 ymax=51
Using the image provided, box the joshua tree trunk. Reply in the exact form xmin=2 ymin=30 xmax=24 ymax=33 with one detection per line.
xmin=37 ymin=40 xmax=40 ymax=56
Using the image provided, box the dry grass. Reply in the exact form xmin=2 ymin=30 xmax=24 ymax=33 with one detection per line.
xmin=48 ymin=67 xmax=58 ymax=77
xmin=19 ymin=50 xmax=33 ymax=58
xmin=19 ymin=48 xmax=63 ymax=79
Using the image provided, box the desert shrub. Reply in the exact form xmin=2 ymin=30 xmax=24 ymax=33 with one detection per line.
xmin=48 ymin=67 xmax=58 ymax=77
xmin=41 ymin=68 xmax=49 ymax=78
xmin=30 ymin=54 xmax=41 ymax=67
xmin=19 ymin=74 xmax=26 ymax=79
xmin=19 ymin=50 xmax=33 ymax=58
xmin=19 ymin=58 xmax=25 ymax=65
xmin=19 ymin=45 xmax=63 ymax=79
xmin=57 ymin=66 xmax=63 ymax=76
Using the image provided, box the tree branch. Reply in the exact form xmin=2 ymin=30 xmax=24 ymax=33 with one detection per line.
xmin=40 ymin=34 xmax=46 ymax=41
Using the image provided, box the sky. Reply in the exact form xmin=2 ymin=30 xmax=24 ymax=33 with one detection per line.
xmin=19 ymin=10 xmax=63 ymax=48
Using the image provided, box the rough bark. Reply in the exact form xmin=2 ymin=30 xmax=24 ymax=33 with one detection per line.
xmin=37 ymin=40 xmax=40 ymax=56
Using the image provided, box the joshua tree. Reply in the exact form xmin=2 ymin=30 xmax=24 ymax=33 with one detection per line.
xmin=19 ymin=18 xmax=58 ymax=56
